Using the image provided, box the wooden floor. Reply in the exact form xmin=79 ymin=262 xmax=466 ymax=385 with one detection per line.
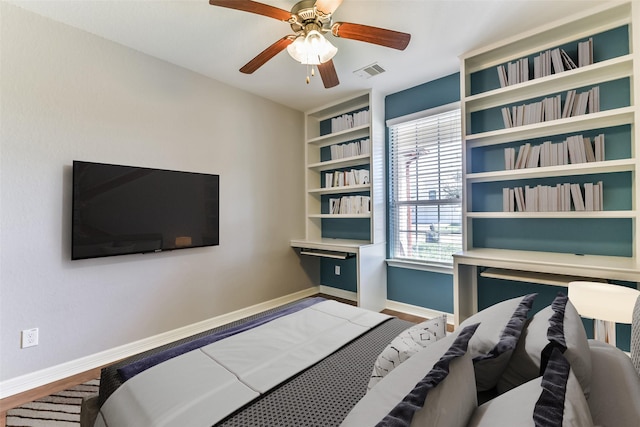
xmin=0 ymin=294 xmax=428 ymax=426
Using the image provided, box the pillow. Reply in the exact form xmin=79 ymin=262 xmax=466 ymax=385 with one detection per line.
xmin=341 ymin=324 xmax=479 ymax=427
xmin=467 ymin=347 xmax=594 ymax=427
xmin=631 ymin=294 xmax=640 ymax=376
xmin=459 ymin=293 xmax=537 ymax=391
xmin=497 ymin=293 xmax=591 ymax=397
xmin=368 ymin=315 xmax=447 ymax=390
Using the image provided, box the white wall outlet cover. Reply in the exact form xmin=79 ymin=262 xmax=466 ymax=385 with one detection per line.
xmin=21 ymin=328 xmax=39 ymax=348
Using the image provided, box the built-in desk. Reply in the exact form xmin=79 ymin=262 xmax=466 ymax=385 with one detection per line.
xmin=453 ymin=248 xmax=640 ymax=326
xmin=290 ymin=238 xmax=386 ymax=311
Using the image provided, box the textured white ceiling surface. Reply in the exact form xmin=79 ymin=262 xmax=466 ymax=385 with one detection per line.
xmin=9 ymin=0 xmax=606 ymax=111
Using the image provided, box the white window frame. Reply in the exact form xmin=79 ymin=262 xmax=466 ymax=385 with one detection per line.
xmin=387 ymin=102 xmax=462 ymax=271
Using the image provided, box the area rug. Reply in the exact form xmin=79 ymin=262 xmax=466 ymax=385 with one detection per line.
xmin=6 ymin=379 xmax=99 ymax=427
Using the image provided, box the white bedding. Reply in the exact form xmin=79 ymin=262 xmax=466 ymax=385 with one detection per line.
xmin=94 ymin=300 xmax=390 ymax=427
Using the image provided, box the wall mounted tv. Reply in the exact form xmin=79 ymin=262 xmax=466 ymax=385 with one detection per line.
xmin=72 ymin=161 xmax=219 ymax=260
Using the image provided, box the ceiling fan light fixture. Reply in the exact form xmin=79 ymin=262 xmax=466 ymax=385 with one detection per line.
xmin=287 ymin=30 xmax=337 ymax=65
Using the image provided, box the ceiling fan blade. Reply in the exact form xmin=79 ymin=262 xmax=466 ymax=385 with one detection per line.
xmin=209 ymin=0 xmax=292 ymax=21
xmin=332 ymin=22 xmax=411 ymax=50
xmin=315 ymin=0 xmax=343 ymax=16
xmin=239 ymin=36 xmax=293 ymax=74
xmin=318 ymin=59 xmax=340 ymax=88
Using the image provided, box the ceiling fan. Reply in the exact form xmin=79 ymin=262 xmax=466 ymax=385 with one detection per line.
xmin=209 ymin=0 xmax=411 ymax=88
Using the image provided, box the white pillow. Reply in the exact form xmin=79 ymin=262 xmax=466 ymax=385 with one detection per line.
xmin=368 ymin=315 xmax=447 ymax=390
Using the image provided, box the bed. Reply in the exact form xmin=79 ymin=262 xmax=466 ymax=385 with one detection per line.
xmin=82 ymin=294 xmax=640 ymax=427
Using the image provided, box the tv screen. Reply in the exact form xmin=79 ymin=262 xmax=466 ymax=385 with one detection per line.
xmin=72 ymin=161 xmax=219 ymax=260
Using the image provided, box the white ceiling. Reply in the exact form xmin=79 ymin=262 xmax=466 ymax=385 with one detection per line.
xmin=10 ymin=0 xmax=606 ymax=112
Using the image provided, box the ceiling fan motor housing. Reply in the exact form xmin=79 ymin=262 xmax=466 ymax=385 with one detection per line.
xmin=290 ymin=0 xmax=332 ymax=35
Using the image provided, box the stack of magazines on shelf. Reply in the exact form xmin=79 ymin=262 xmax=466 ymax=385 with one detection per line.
xmin=329 ymin=195 xmax=371 ymax=215
xmin=504 ymin=133 xmax=605 ymax=169
xmin=502 ymin=181 xmax=603 ymax=213
xmin=329 ymin=138 xmax=370 ymax=160
xmin=501 ymin=86 xmax=599 ymax=128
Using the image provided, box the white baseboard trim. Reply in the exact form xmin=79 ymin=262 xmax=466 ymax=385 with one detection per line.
xmin=385 ymin=300 xmax=454 ymax=327
xmin=318 ymin=286 xmax=357 ymax=302
xmin=0 ymin=287 xmax=319 ymax=399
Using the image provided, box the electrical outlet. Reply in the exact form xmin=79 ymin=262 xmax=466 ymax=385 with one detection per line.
xmin=21 ymin=328 xmax=39 ymax=348
xmin=334 ymin=265 xmax=341 ymax=275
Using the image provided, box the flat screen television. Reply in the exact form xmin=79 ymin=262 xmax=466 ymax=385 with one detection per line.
xmin=72 ymin=161 xmax=219 ymax=260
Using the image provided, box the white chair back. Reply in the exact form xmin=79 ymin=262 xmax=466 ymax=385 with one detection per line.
xmin=568 ymin=281 xmax=640 ymax=347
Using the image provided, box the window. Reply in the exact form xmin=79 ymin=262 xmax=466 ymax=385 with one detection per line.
xmin=388 ymin=104 xmax=462 ymax=265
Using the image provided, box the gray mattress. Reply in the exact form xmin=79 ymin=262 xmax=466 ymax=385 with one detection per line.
xmin=96 ymin=299 xmax=413 ymax=426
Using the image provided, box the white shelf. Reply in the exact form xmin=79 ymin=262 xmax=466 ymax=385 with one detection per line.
xmin=466 ymin=210 xmax=633 ymax=219
xmin=465 ymin=55 xmax=633 ymax=113
xmin=307 ymin=124 xmax=370 ymax=146
xmin=466 ymin=158 xmax=635 ymax=182
xmin=308 ymin=154 xmax=370 ymax=170
xmin=308 ymin=184 xmax=371 ymax=195
xmin=455 ymin=248 xmax=640 ymax=282
xmin=465 ymin=107 xmax=635 ymax=147
xmin=308 ymin=213 xmax=371 ymax=219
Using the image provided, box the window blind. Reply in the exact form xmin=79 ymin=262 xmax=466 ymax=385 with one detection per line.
xmin=388 ymin=107 xmax=462 ymax=264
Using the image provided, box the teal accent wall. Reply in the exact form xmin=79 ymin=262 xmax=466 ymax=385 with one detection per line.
xmin=472 ymin=217 xmax=633 ymax=256
xmin=388 ymin=266 xmax=454 ymax=313
xmin=383 ymin=73 xmax=460 ymax=311
xmin=320 ymin=256 xmax=357 ymax=292
xmin=385 ymin=73 xmax=460 ymax=121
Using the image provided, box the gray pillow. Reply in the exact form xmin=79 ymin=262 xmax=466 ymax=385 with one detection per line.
xmin=631 ymin=294 xmax=640 ymax=376
xmin=468 ymin=347 xmax=594 ymax=427
xmin=459 ymin=294 xmax=537 ymax=391
xmin=368 ymin=315 xmax=447 ymax=390
xmin=341 ymin=324 xmax=479 ymax=427
xmin=497 ymin=293 xmax=591 ymax=397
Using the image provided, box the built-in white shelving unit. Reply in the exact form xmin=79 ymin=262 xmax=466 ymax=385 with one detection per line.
xmin=291 ymin=90 xmax=387 ymax=311
xmin=454 ymin=1 xmax=640 ymax=325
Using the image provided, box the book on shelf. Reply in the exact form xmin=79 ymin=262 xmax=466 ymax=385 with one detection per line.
xmin=324 ymin=172 xmax=333 ymax=188
xmin=578 ymin=37 xmax=594 ymax=67
xmin=594 ymin=134 xmax=605 ymax=161
xmin=560 ymin=48 xmax=578 ymax=70
xmin=504 ymin=147 xmax=516 ymax=170
xmin=570 ymin=183 xmax=585 ymax=211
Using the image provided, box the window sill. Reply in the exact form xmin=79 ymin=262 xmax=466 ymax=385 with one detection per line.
xmin=385 ymin=259 xmax=453 ymax=275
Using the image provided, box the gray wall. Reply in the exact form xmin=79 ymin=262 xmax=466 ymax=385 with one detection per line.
xmin=0 ymin=3 xmax=310 ymax=382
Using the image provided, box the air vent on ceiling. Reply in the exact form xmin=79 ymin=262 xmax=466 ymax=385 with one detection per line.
xmin=353 ymin=63 xmax=386 ymax=79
